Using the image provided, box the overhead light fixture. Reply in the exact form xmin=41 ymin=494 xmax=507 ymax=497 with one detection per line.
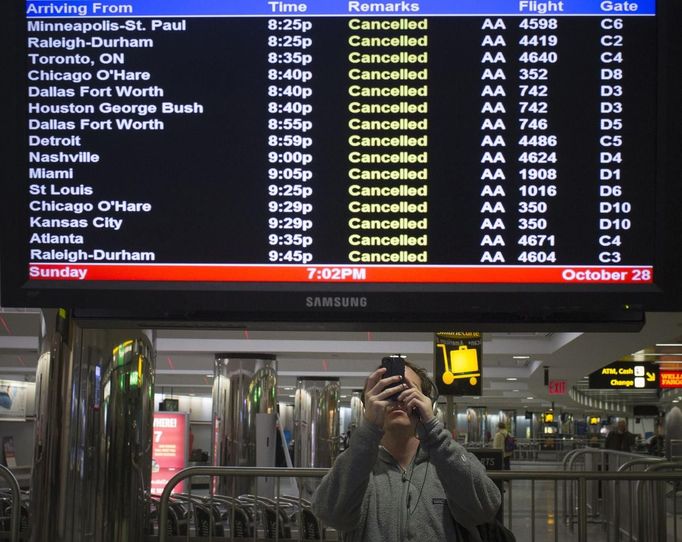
xmin=656 ymin=344 xmax=682 ymax=347
xmin=205 ymin=374 xmax=214 ymax=378
xmin=673 ymin=400 xmax=680 ymax=404
xmin=512 ymin=389 xmax=520 ymax=392
xmin=506 ymin=377 xmax=518 ymax=381
xmin=526 ymin=396 xmax=534 ymax=400
xmin=513 ymin=356 xmax=530 ymax=359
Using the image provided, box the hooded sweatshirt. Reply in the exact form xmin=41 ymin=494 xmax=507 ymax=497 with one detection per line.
xmin=312 ymin=417 xmax=501 ymax=542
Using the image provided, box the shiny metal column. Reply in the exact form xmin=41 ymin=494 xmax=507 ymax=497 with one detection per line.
xmin=559 ymin=412 xmax=574 ymax=434
xmin=294 ymin=377 xmax=340 ymax=499
xmin=97 ymin=335 xmax=155 ymax=541
xmin=294 ymin=377 xmax=340 ymax=468
xmin=30 ymin=309 xmax=155 ymax=542
xmin=212 ymin=353 xmax=277 ymax=496
xmin=532 ymin=412 xmax=543 ymax=439
xmin=349 ymin=389 xmax=363 ymax=433
xmin=666 ymin=405 xmax=682 ymax=460
xmin=466 ymin=407 xmax=488 ymax=443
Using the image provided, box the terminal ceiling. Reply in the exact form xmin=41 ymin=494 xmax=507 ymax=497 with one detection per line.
xmin=1 ymin=308 xmax=681 ymax=415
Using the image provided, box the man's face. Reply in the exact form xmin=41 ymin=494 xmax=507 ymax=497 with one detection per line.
xmin=383 ymin=366 xmax=423 ymax=432
xmin=617 ymin=420 xmax=627 ymax=433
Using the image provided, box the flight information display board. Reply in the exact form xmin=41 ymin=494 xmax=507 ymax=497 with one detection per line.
xmin=1 ymin=0 xmax=681 ymax=323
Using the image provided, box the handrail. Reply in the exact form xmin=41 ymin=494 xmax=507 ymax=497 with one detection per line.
xmin=565 ymin=447 xmax=644 ymax=472
xmin=490 ymin=471 xmax=681 ymax=481
xmin=0 ymin=464 xmax=21 ymax=542
xmin=157 ymin=466 xmax=682 ymax=542
xmin=561 ymin=447 xmax=587 ymax=471
xmin=617 ymin=455 xmax=665 ymax=472
xmin=469 ymin=437 xmax=591 ymax=462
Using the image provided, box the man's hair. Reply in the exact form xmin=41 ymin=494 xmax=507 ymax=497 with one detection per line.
xmin=361 ymin=358 xmax=434 ymax=404
xmin=498 ymin=421 xmax=507 ymax=430
xmin=405 ymin=359 xmax=434 ymax=400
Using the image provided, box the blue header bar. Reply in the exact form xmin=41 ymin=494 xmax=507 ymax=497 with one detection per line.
xmin=26 ymin=0 xmax=656 ymax=18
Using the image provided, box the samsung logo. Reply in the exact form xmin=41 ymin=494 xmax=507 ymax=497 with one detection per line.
xmin=305 ymin=296 xmax=368 ymax=309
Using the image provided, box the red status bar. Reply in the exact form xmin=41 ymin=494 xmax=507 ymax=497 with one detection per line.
xmin=28 ymin=264 xmax=654 ymax=284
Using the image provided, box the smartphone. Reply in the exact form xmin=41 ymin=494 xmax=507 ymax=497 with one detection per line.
xmin=381 ymin=355 xmax=405 ymax=401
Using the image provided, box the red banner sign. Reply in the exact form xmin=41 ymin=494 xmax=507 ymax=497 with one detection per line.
xmin=659 ymin=371 xmax=682 ymax=389
xmin=28 ymin=263 xmax=654 ymax=284
xmin=151 ymin=412 xmax=188 ymax=495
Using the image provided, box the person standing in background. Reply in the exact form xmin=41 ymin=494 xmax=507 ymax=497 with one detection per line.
xmin=605 ymin=419 xmax=636 ymax=452
xmin=493 ymin=421 xmax=513 ymax=470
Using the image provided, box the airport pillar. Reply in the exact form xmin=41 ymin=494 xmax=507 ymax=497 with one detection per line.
xmin=349 ymin=389 xmax=363 ymax=433
xmin=212 ymin=353 xmax=277 ymax=496
xmin=466 ymin=407 xmax=488 ymax=443
xmin=294 ymin=377 xmax=340 ymax=498
xmin=294 ymin=377 xmax=340 ymax=469
xmin=30 ymin=309 xmax=155 ymax=542
xmin=665 ymin=406 xmax=682 ymax=460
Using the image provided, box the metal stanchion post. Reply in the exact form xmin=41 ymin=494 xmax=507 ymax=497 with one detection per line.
xmin=554 ymin=479 xmax=559 ymax=542
xmin=507 ymin=480 xmax=512 ymax=530
xmin=530 ymin=480 xmax=535 ymax=542
xmin=579 ymin=476 xmax=588 ymax=542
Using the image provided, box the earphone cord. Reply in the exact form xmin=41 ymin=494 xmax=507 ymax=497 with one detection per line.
xmin=406 ymin=377 xmax=438 ymax=515
xmin=406 ymin=442 xmax=428 ymax=516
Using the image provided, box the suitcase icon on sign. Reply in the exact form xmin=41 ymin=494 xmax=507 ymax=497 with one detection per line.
xmin=437 ymin=344 xmax=480 ymax=386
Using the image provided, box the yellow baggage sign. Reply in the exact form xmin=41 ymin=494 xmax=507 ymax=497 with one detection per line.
xmin=438 ymin=344 xmax=480 ymax=386
xmin=434 ymin=332 xmax=483 ymax=395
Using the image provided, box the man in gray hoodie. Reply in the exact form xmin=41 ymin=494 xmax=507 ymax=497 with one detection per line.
xmin=312 ymin=360 xmax=501 ymax=541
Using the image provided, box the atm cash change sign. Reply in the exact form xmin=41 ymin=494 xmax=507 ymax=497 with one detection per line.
xmin=588 ymin=361 xmax=658 ymax=389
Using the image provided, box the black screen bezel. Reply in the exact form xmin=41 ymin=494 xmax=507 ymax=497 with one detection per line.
xmin=1 ymin=1 xmax=680 ymax=328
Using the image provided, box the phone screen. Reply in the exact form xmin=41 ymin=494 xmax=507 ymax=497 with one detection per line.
xmin=381 ymin=356 xmax=405 ymax=401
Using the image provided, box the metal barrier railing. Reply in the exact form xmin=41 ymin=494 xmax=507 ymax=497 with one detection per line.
xmin=515 ymin=437 xmax=593 ymax=462
xmin=615 ymin=456 xmax=667 ymax=541
xmin=560 ymin=447 xmax=682 ymax=542
xmin=496 ymin=470 xmax=682 ymax=542
xmin=464 ymin=437 xmax=593 ymax=462
xmin=638 ymin=462 xmax=682 ymax=542
xmin=0 ymin=464 xmax=21 ymax=542
xmin=561 ymin=447 xmax=659 ymax=533
xmin=155 ymin=466 xmax=682 ymax=542
xmin=158 ymin=467 xmax=327 ymax=542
